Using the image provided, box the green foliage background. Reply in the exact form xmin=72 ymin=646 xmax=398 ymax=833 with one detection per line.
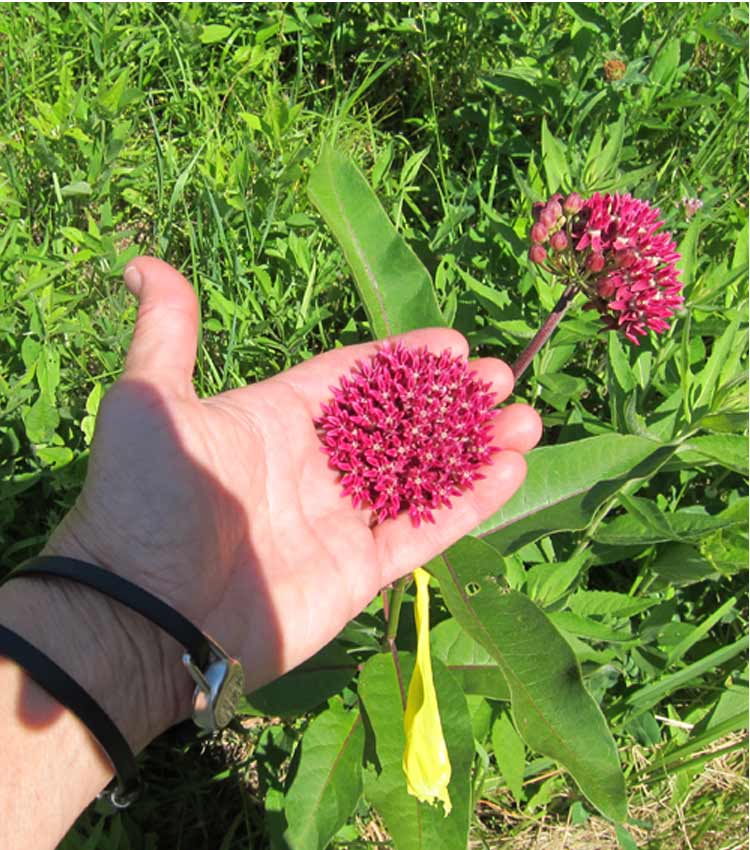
xmin=0 ymin=4 xmax=747 ymax=849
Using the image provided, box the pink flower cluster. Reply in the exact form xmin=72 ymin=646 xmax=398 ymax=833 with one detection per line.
xmin=529 ymin=192 xmax=683 ymax=344
xmin=317 ymin=343 xmax=498 ymax=527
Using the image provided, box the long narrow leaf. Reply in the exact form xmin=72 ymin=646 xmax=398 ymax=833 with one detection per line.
xmin=430 ymin=537 xmax=627 ymax=823
xmin=308 ymin=146 xmax=445 ymax=339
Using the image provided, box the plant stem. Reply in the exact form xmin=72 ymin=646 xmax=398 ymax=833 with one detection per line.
xmin=511 ymin=283 xmax=578 ymax=381
xmin=384 ymin=575 xmax=410 ymax=709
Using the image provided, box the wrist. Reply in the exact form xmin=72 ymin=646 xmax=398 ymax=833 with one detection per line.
xmin=1 ymin=537 xmax=193 ymax=754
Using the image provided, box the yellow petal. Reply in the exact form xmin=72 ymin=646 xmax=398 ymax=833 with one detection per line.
xmin=402 ymin=567 xmax=452 ymax=816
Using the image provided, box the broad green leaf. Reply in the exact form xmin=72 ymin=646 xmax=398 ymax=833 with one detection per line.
xmin=568 ymin=591 xmax=657 ymax=619
xmin=548 ymin=611 xmax=632 ymax=643
xmin=475 ymin=434 xmax=674 ymax=554
xmin=491 ymin=711 xmax=526 ymax=804
xmin=430 ymin=537 xmax=627 ymax=822
xmin=627 ymin=636 xmax=749 ymax=714
xmin=679 ymin=434 xmax=748 ymax=475
xmin=35 ymin=446 xmax=73 ymax=468
xmin=23 ymin=395 xmax=59 ymax=443
xmin=283 ymin=702 xmax=364 ymax=850
xmin=541 ymin=118 xmax=570 ymax=194
xmin=593 ymin=497 xmax=748 ymax=546
xmin=200 ymin=24 xmax=233 ymax=44
xmin=431 ymin=619 xmax=509 ymax=701
xmin=564 ymin=2 xmax=611 ymax=33
xmin=60 ymin=180 xmax=92 ymax=198
xmin=525 ymin=552 xmax=588 ymax=607
xmin=649 ymin=543 xmax=719 ymax=587
xmin=242 ymin=641 xmax=357 ymax=717
xmin=308 ymin=146 xmax=444 ymax=339
xmin=479 ymin=71 xmax=545 ymax=106
xmin=359 ymin=653 xmax=473 ymax=850
xmin=698 ymin=411 xmax=749 ymax=435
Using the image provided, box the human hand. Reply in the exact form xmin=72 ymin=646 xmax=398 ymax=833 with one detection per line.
xmin=45 ymin=257 xmax=542 ymax=744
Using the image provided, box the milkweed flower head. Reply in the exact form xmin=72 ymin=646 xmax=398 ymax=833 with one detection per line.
xmin=317 ymin=342 xmax=498 ymax=527
xmin=529 ymin=192 xmax=683 ymax=344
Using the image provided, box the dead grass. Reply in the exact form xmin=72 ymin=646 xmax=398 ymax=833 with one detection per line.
xmin=470 ymin=734 xmax=748 ymax=850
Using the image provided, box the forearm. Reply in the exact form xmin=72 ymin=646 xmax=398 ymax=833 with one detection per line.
xmin=0 ymin=542 xmax=192 ymax=850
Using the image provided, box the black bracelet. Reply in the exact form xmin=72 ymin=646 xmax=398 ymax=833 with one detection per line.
xmin=0 ymin=623 xmax=141 ymax=808
xmin=0 ymin=556 xmax=245 ymax=810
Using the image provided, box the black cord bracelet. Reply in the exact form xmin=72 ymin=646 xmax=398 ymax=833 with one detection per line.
xmin=0 ymin=623 xmax=141 ymax=808
xmin=0 ymin=556 xmax=245 ymax=810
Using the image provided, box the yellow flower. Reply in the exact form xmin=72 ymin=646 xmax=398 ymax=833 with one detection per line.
xmin=402 ymin=567 xmax=452 ymax=815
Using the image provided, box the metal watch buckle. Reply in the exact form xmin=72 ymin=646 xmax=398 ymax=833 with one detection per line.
xmin=182 ymin=637 xmax=245 ymax=732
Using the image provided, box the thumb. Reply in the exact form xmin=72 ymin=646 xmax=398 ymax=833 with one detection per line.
xmin=123 ymin=257 xmax=200 ymax=395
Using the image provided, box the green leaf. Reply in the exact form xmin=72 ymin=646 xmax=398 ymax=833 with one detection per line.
xmin=541 ymin=118 xmax=570 ymax=194
xmin=200 ymin=24 xmax=233 ymax=44
xmin=242 ymin=641 xmax=357 ymax=717
xmin=564 ymin=2 xmax=611 ymax=33
xmin=525 ymin=552 xmax=588 ymax=607
xmin=36 ymin=345 xmax=60 ymax=399
xmin=359 ymin=653 xmax=473 ymax=850
xmin=649 ymin=543 xmax=719 ymax=587
xmin=677 ymin=217 xmax=701 ymax=293
xmin=431 ymin=619 xmax=509 ymax=701
xmin=568 ymin=590 xmax=657 ymax=619
xmin=679 ymin=435 xmax=749 ymax=475
xmin=35 ymin=446 xmax=74 ymax=468
xmin=60 ymin=180 xmax=93 ymax=198
xmin=283 ymin=702 xmax=364 ymax=850
xmin=627 ymin=636 xmax=749 ymax=714
xmin=479 ymin=71 xmax=545 ymax=105
xmin=491 ymin=711 xmax=526 ymax=803
xmin=593 ymin=498 xmax=748 ymax=546
xmin=430 ymin=537 xmax=627 ymax=822
xmin=23 ymin=395 xmax=59 ymax=444
xmin=607 ymin=333 xmax=636 ymax=393
xmin=665 ymin=595 xmax=737 ymax=665
xmin=585 ymin=115 xmax=625 ymax=188
xmin=308 ymin=146 xmax=444 ymax=339
xmin=548 ymin=611 xmax=632 ymax=643
xmin=693 ymin=318 xmax=740 ymax=412
xmin=649 ymin=38 xmax=681 ymax=90
xmin=475 ymin=434 xmax=674 ymax=554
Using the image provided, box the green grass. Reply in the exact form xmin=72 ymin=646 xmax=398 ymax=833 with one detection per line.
xmin=1 ymin=4 xmax=747 ymax=849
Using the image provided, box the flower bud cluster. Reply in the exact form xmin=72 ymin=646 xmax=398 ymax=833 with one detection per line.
xmin=528 ymin=191 xmax=683 ymax=344
xmin=529 ymin=193 xmax=584 ymax=264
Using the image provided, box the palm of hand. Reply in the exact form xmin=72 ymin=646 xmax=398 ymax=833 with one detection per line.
xmin=54 ymin=258 xmax=541 ymax=691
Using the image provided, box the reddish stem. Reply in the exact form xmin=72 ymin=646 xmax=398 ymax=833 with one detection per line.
xmin=511 ymin=283 xmax=578 ymax=381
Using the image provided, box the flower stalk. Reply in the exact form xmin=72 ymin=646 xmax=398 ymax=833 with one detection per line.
xmin=384 ymin=575 xmax=409 ymax=709
xmin=511 ymin=283 xmax=578 ymax=381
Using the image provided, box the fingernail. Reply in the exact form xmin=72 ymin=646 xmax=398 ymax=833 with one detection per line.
xmin=123 ymin=264 xmax=142 ymax=295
